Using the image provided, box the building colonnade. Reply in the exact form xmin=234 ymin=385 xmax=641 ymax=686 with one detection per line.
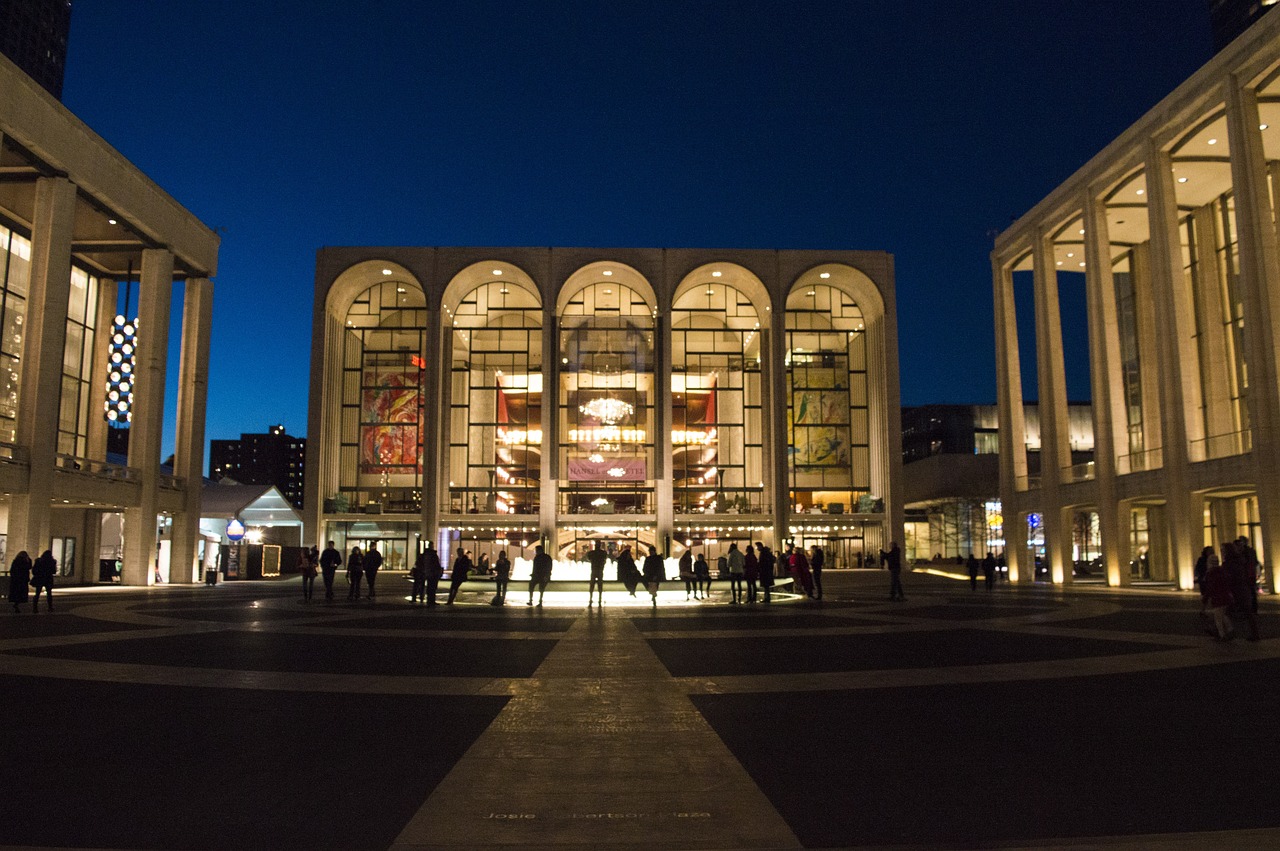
xmin=994 ymin=14 xmax=1280 ymax=590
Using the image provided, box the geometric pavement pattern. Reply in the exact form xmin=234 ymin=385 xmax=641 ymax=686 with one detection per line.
xmin=2 ymin=570 xmax=1280 ymax=850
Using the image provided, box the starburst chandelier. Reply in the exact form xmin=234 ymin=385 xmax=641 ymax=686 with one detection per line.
xmin=579 ymin=396 xmax=634 ymax=425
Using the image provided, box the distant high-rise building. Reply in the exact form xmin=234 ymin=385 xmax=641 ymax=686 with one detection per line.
xmin=1210 ymin=0 xmax=1279 ymax=51
xmin=0 ymin=0 xmax=71 ymax=99
xmin=210 ymin=425 xmax=306 ymax=508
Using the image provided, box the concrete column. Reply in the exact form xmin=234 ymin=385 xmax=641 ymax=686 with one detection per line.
xmin=1226 ymin=80 xmax=1280 ymax=592
xmin=768 ymin=317 xmax=790 ymax=552
xmin=420 ymin=307 xmax=443 ymax=547
xmin=992 ymin=255 xmax=1029 ymax=582
xmin=1130 ymin=245 xmax=1165 ymax=456
xmin=1031 ymin=229 xmax=1073 ymax=585
xmin=1082 ymin=191 xmax=1131 ymax=587
xmin=866 ymin=281 xmax=904 ymax=550
xmin=539 ymin=306 xmax=558 ymax=550
xmin=168 ymin=277 xmax=212 ymax=584
xmin=7 ymin=176 xmax=76 ymax=558
xmin=122 ymin=248 xmax=173 ymax=585
xmin=655 ymin=309 xmax=673 ymax=547
xmin=1145 ymin=142 xmax=1202 ymax=590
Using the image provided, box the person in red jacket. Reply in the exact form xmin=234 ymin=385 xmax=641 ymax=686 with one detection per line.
xmin=1203 ymin=545 xmax=1233 ymax=641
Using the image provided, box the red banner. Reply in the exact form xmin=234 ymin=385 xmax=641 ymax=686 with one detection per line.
xmin=567 ymin=457 xmax=647 ymax=481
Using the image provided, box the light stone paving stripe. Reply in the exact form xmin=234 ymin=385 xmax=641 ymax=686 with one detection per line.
xmin=390 ymin=611 xmax=802 ymax=850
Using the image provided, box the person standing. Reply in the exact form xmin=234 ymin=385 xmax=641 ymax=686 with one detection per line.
xmin=528 ymin=545 xmax=553 ymax=607
xmin=792 ymin=546 xmax=814 ymax=598
xmin=422 ymin=543 xmax=443 ymax=606
xmin=810 ymin=544 xmax=825 ymax=600
xmin=9 ymin=551 xmax=31 ymax=613
xmin=743 ymin=544 xmax=759 ymax=603
xmin=727 ymin=543 xmax=745 ymax=604
xmin=299 ymin=547 xmax=318 ymax=602
xmin=967 ymin=553 xmax=980 ymax=591
xmin=616 ymin=545 xmax=640 ymax=597
xmin=31 ymin=549 xmax=56 ymax=612
xmin=363 ymin=543 xmax=383 ymax=598
xmin=694 ymin=552 xmax=712 ymax=600
xmin=319 ymin=541 xmax=342 ymax=601
xmin=1226 ymin=538 xmax=1261 ymax=641
xmin=447 ymin=549 xmax=472 ymax=604
xmin=410 ymin=547 xmax=428 ymax=603
xmin=494 ymin=550 xmax=511 ymax=604
xmin=586 ymin=541 xmax=609 ymax=607
xmin=881 ymin=540 xmax=905 ymax=601
xmin=982 ymin=551 xmax=997 ymax=591
xmin=756 ymin=542 xmax=776 ymax=603
xmin=346 ymin=546 xmax=364 ymax=601
xmin=1204 ymin=545 xmax=1233 ymax=641
xmin=641 ymin=544 xmax=665 ymax=608
xmin=679 ymin=549 xmax=696 ymax=600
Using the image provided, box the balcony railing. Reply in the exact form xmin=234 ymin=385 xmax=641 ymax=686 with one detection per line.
xmin=1015 ymin=475 xmax=1041 ymax=492
xmin=1117 ymin=447 xmax=1163 ymax=475
xmin=1061 ymin=461 xmax=1096 ymax=484
xmin=55 ymin=453 xmax=139 ymax=482
xmin=1189 ymin=429 xmax=1253 ymax=462
xmin=0 ymin=442 xmax=28 ymax=465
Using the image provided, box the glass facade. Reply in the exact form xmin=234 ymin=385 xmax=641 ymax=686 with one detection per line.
xmin=0 ymin=226 xmax=30 ymax=444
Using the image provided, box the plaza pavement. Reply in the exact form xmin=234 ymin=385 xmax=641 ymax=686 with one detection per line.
xmin=2 ymin=568 xmax=1279 ymax=850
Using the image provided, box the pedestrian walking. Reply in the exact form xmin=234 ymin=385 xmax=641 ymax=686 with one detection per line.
xmin=727 ymin=543 xmax=745 ymax=604
xmin=616 ymin=545 xmax=640 ymax=597
xmin=363 ymin=543 xmax=383 ymax=598
xmin=527 ymin=545 xmax=552 ymax=607
xmin=346 ymin=546 xmax=364 ymax=601
xmin=319 ymin=541 xmax=342 ymax=601
xmin=299 ymin=547 xmax=318 ymax=602
xmin=410 ymin=547 xmax=427 ymax=603
xmin=982 ymin=551 xmax=997 ymax=591
xmin=968 ymin=553 xmax=980 ymax=591
xmin=881 ymin=540 xmax=905 ymax=601
xmin=756 ymin=542 xmax=776 ymax=603
xmin=641 ymin=544 xmax=665 ymax=608
xmin=9 ymin=551 xmax=31 ymax=613
xmin=586 ymin=541 xmax=609 ymax=607
xmin=422 ymin=543 xmax=443 ymax=606
xmin=792 ymin=546 xmax=814 ymax=598
xmin=1194 ymin=545 xmax=1214 ymax=617
xmin=30 ymin=549 xmax=56 ymax=612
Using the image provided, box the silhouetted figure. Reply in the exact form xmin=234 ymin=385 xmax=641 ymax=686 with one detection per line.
xmin=727 ymin=543 xmax=745 ymax=604
xmin=528 ymin=545 xmax=552 ymax=606
xmin=968 ymin=553 xmax=980 ymax=591
xmin=1226 ymin=538 xmax=1261 ymax=641
xmin=881 ymin=540 xmax=905 ymax=601
xmin=1204 ymin=546 xmax=1233 ymax=640
xmin=756 ymin=542 xmax=776 ymax=603
xmin=364 ymin=543 xmax=383 ymax=598
xmin=422 ymin=543 xmax=443 ymax=606
xmin=477 ymin=553 xmax=491 ymax=576
xmin=642 ymin=544 xmax=665 ymax=608
xmin=586 ymin=541 xmax=609 ymax=607
xmin=447 ymin=550 xmax=472 ymax=604
xmin=616 ymin=545 xmax=640 ymax=597
xmin=346 ymin=546 xmax=364 ymax=601
xmin=9 ymin=551 xmax=32 ymax=612
xmin=679 ymin=549 xmax=696 ymax=599
xmin=494 ymin=550 xmax=511 ymax=603
xmin=743 ymin=545 xmax=759 ymax=603
xmin=982 ymin=552 xmax=997 ymax=591
xmin=791 ymin=547 xmax=814 ymax=598
xmin=810 ymin=544 xmax=825 ymax=599
xmin=300 ymin=547 xmax=318 ymax=602
xmin=30 ymin=549 xmax=56 ymax=613
xmin=319 ymin=541 xmax=342 ymax=601
xmin=694 ymin=553 xmax=711 ymax=599
xmin=411 ymin=548 xmax=428 ymax=603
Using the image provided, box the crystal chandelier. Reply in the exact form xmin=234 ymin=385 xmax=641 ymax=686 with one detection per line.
xmin=579 ymin=396 xmax=634 ymax=425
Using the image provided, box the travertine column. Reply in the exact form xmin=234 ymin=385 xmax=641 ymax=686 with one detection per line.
xmin=655 ymin=308 xmax=673 ymax=546
xmin=1189 ymin=206 xmax=1235 ymax=445
xmin=1226 ymin=80 xmax=1280 ymax=589
xmin=168 ymin=277 xmax=213 ymax=584
xmin=768 ymin=314 xmax=790 ymax=552
xmin=1130 ymin=245 xmax=1165 ymax=456
xmin=539 ymin=305 xmax=558 ymax=551
xmin=992 ymin=255 xmax=1028 ymax=581
xmin=1145 ymin=142 xmax=1201 ymax=590
xmin=86 ymin=278 xmax=118 ymax=461
xmin=420 ymin=306 xmax=443 ymax=548
xmin=7 ymin=176 xmax=75 ymax=558
xmin=122 ymin=248 xmax=173 ymax=585
xmin=1082 ymin=191 xmax=1132 ymax=587
xmin=1031 ymin=228 xmax=1073 ymax=585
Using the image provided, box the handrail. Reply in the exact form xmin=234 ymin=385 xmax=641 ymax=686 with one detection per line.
xmin=1117 ymin=447 xmax=1163 ymax=475
xmin=55 ymin=453 xmax=140 ymax=482
xmin=1188 ymin=429 xmax=1252 ymax=462
xmin=1061 ymin=461 xmax=1096 ymax=483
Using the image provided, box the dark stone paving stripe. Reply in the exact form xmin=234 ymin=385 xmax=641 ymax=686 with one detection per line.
xmin=12 ymin=631 xmax=557 ymax=678
xmin=1052 ymin=610 xmax=1280 ymax=636
xmin=692 ymin=656 xmax=1280 ymax=847
xmin=0 ymin=614 xmax=163 ymax=637
xmin=632 ymin=612 xmax=890 ymax=631
xmin=334 ymin=613 xmax=578 ymax=632
xmin=647 ymin=629 xmax=1177 ymax=677
xmin=0 ymin=676 xmax=506 ymax=850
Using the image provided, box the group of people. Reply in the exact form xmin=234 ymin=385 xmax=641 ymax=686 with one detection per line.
xmin=1196 ymin=537 xmax=1262 ymax=642
xmin=7 ymin=549 xmax=57 ymax=613
xmin=966 ymin=551 xmax=1003 ymax=591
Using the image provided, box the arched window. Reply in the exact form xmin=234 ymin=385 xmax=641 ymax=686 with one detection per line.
xmin=785 ymin=284 xmax=869 ymax=513
xmin=558 ymin=280 xmax=655 ymax=515
xmin=447 ymin=280 xmax=542 ymax=514
xmin=338 ymin=280 xmax=427 ymax=512
xmin=671 ymin=282 xmax=764 ymax=514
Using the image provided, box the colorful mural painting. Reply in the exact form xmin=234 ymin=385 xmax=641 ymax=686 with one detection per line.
xmin=788 ymin=367 xmax=851 ymax=469
xmin=361 ymin=364 xmax=423 ymax=472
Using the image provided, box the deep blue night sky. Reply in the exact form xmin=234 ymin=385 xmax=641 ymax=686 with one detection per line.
xmin=59 ymin=1 xmax=1214 ymax=457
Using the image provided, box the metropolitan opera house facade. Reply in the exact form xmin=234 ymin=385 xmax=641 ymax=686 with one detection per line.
xmin=305 ymin=247 xmax=902 ymax=574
